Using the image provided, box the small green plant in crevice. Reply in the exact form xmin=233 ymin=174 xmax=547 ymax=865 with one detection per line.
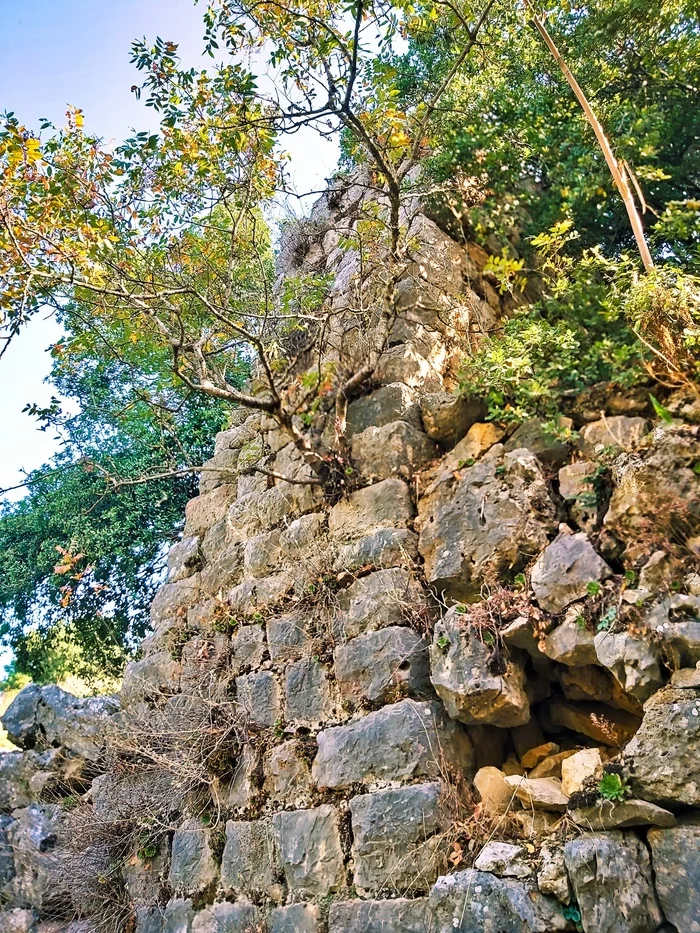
xmin=597 ymin=606 xmax=617 ymax=632
xmin=563 ymin=902 xmax=583 ymax=932
xmin=436 ymin=633 xmax=451 ymax=652
xmin=586 ymin=580 xmax=602 ymax=597
xmin=597 ymin=771 xmax=629 ymax=802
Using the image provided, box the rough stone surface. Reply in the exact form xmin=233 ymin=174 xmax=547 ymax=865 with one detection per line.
xmin=235 ymin=671 xmax=281 ymax=728
xmin=328 ymin=478 xmax=414 ymax=539
xmin=504 ymin=418 xmax=571 ymax=467
xmin=420 ymin=392 xmax=485 ymax=448
xmin=560 ymin=748 xmax=603 ymax=796
xmin=549 ymin=697 xmax=641 ymax=746
xmin=429 ymin=870 xmax=567 ymax=932
xmin=333 ymin=528 xmax=419 ymax=573
xmin=430 ymin=608 xmax=529 ymax=727
xmin=473 ymin=766 xmax=515 ymax=816
xmin=190 ymin=902 xmax=260 ymax=933
xmin=417 ymin=449 xmax=557 ymax=600
xmin=537 ymin=846 xmax=570 ymax=904
xmin=350 ymin=783 xmax=447 ymax=894
xmin=648 ymin=819 xmax=700 ymax=933
xmin=474 ymin=842 xmax=532 ymax=879
xmin=625 ymin=684 xmax=700 ymax=806
xmin=578 ymin=416 xmax=648 ymax=457
xmin=531 ymin=531 xmax=611 ymax=614
xmin=284 ymin=660 xmax=333 ymax=724
xmin=351 ymin=420 xmax=438 ymax=481
xmin=328 ymin=898 xmax=432 ymax=932
xmin=541 ymin=617 xmax=599 ymax=667
xmin=312 ymin=700 xmax=473 ymax=789
xmin=594 ymin=631 xmax=663 ymax=703
xmin=272 ymin=805 xmax=345 ymax=896
xmin=570 ymin=799 xmax=676 ymax=830
xmin=504 ymin=776 xmax=569 ymax=812
xmin=220 ymin=819 xmax=278 ymax=898
xmin=269 ymin=904 xmax=323 ymax=933
xmin=169 ymin=819 xmax=218 ymax=894
xmin=335 ymin=568 xmax=425 ymax=638
xmin=334 ymin=627 xmax=432 ymax=705
xmin=345 ymin=383 xmax=421 ymax=437
xmin=563 ymin=831 xmax=662 ymax=933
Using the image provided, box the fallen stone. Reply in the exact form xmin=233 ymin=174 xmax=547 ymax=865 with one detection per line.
xmin=473 ymin=766 xmax=515 ymax=816
xmin=594 ymin=630 xmax=664 ymax=704
xmin=351 ymin=783 xmax=447 ymax=894
xmin=670 ymin=663 xmax=700 ymax=687
xmin=312 ymin=699 xmax=473 ymax=789
xmin=570 ymin=798 xmax=676 ymax=830
xmin=429 ymin=608 xmax=530 ymax=727
xmin=521 ymin=743 xmax=559 ymax=770
xmin=563 ymin=831 xmax=662 ymax=933
xmin=528 ymin=749 xmax=578 ymax=779
xmin=531 ymin=531 xmax=612 ymax=615
xmin=549 ymin=698 xmax=641 ymax=747
xmin=328 ymin=898 xmax=432 ymax=933
xmin=648 ymin=818 xmax=700 ymax=933
xmin=504 ymin=776 xmax=569 ymax=812
xmin=351 ymin=420 xmax=438 ymax=481
xmin=334 ymin=627 xmax=432 ymax=705
xmin=578 ymin=416 xmax=648 ymax=457
xmin=429 ymin=869 xmax=567 ymax=932
xmin=272 ymin=805 xmax=345 ymax=896
xmin=474 ymin=842 xmax=533 ymax=879
xmin=328 ymin=478 xmax=414 ymax=539
xmin=417 ymin=449 xmax=556 ymax=601
xmin=561 ymin=748 xmax=603 ymax=796
xmin=625 ymin=684 xmax=700 ymax=806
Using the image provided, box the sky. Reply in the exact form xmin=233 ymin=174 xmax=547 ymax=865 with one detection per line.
xmin=0 ymin=0 xmax=338 ymax=497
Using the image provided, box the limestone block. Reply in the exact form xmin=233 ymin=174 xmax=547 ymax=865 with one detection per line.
xmin=235 ymin=672 xmax=281 ymax=728
xmin=243 ymin=529 xmax=282 ymax=578
xmin=542 ymin=617 xmax=599 ymax=667
xmin=417 ymin=449 xmax=556 ymax=601
xmin=264 ymin=740 xmax=313 ymax=805
xmin=0 ymin=752 xmax=53 ymax=811
xmin=473 ymin=766 xmax=515 ymax=816
xmin=328 ymin=899 xmax=431 ymax=933
xmin=504 ymin=776 xmax=569 ymax=812
xmin=272 ymin=805 xmax=345 ymax=896
xmin=191 ymin=902 xmax=261 ymax=933
xmin=420 ymin=392 xmax=485 ymax=448
xmin=335 ymin=568 xmax=425 ymax=638
xmin=221 ymin=819 xmax=278 ymax=898
xmin=269 ymin=904 xmax=323 ymax=933
xmin=625 ymin=684 xmax=700 ymax=806
xmin=561 ymin=748 xmax=603 ymax=796
xmin=594 ymin=631 xmax=663 ymax=704
xmin=648 ymin=819 xmax=700 ymax=933
xmin=334 ymin=627 xmax=431 ymax=705
xmin=374 ymin=344 xmax=444 ymax=391
xmin=570 ymin=799 xmax=676 ymax=831
xmin=537 ymin=846 xmax=570 ymax=904
xmin=5 ymin=805 xmax=60 ymax=912
xmin=474 ymin=842 xmax=532 ymax=879
xmin=267 ymin=613 xmax=313 ymax=662
xmin=198 ymin=446 xmax=240 ymax=495
xmin=150 ymin=576 xmax=201 ymax=628
xmin=430 ymin=608 xmax=530 ymax=727
xmin=504 ymin=418 xmax=572 ymax=467
xmin=184 ymin=485 xmax=237 ymax=537
xmin=169 ymin=819 xmax=218 ymax=895
xmin=563 ymin=831 xmax=662 ymax=933
xmin=167 ymin=537 xmax=202 ymax=583
xmin=549 ymin=698 xmax=640 ymax=747
xmin=350 ymin=783 xmax=447 ymax=894
xmin=345 ymin=383 xmax=421 ymax=437
xmin=578 ymin=416 xmax=648 ymax=457
xmin=200 ymin=542 xmax=244 ymax=596
xmin=121 ymin=652 xmax=181 ymax=704
xmin=284 ymin=660 xmax=333 ymax=725
xmin=229 ymin=625 xmax=265 ymax=675
xmin=328 ymin=479 xmax=414 ymax=539
xmin=278 ymin=513 xmax=327 ymax=559
xmin=163 ymin=898 xmax=194 ymax=933
xmin=531 ymin=531 xmax=612 ymax=614
xmin=333 ymin=528 xmax=418 ymax=573
xmin=312 ymin=699 xmax=473 ymax=790
xmin=429 ymin=870 xmax=566 ymax=932
xmin=644 ymin=594 xmax=700 ymax=669
xmin=351 ymin=420 xmax=438 ymax=481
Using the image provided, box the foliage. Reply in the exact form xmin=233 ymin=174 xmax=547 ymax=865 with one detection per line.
xmin=597 ymin=771 xmax=629 ymax=802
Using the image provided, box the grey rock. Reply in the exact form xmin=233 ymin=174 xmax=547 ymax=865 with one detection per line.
xmin=335 ymin=568 xmax=426 ymax=638
xmin=1 ymin=911 xmax=39 ymax=933
xmin=569 ymin=799 xmax=676 ymax=831
xmin=417 ymin=449 xmax=556 ymax=601
xmin=267 ymin=613 xmax=312 ymax=662
xmin=179 ymin=633 xmax=231 ymax=688
xmin=334 ymin=627 xmax=432 ymax=705
xmin=579 ymin=416 xmax=648 ymax=457
xmin=278 ymin=512 xmax=327 ymax=559
xmin=312 ymin=699 xmax=473 ymax=790
xmin=5 ymin=805 xmax=60 ymax=911
xmin=429 ymin=869 xmax=566 ymax=932
xmin=421 ymin=392 xmax=485 ymax=448
xmin=350 ymin=782 xmax=447 ymax=894
xmin=0 ymin=815 xmax=15 ymax=888
xmin=221 ymin=819 xmax=278 ymax=898
xmin=531 ymin=531 xmax=612 ymax=614
xmin=328 ymin=898 xmax=432 ymax=932
xmin=594 ymin=631 xmax=664 ymax=703
xmin=168 ymin=819 xmax=218 ymax=895
xmin=235 ymin=672 xmax=281 ymax=728
xmin=474 ymin=842 xmax=532 ymax=879
xmin=625 ymin=684 xmax=700 ymax=806
xmin=537 ymin=846 xmax=570 ymax=904
xmin=1 ymin=685 xmax=118 ymax=762
xmin=644 ymin=593 xmax=700 ymax=669
xmin=184 ymin=485 xmax=237 ymax=537
xmin=135 ymin=907 xmax=164 ymax=933
xmin=163 ymin=898 xmax=195 ymax=933
xmin=284 ymin=660 xmax=333 ymax=724
xmin=198 ymin=445 xmax=241 ymax=496
xmin=272 ymin=805 xmax=345 ymax=896
xmin=542 ymin=618 xmax=599 ymax=667
xmin=243 ymin=529 xmax=282 ymax=578
xmin=504 ymin=418 xmax=572 ymax=467
xmin=648 ymin=818 xmax=700 ymax=933
xmin=167 ymin=537 xmax=202 ymax=583
xmin=229 ymin=625 xmax=265 ymax=675
xmin=264 ymin=740 xmax=313 ymax=805
xmin=333 ymin=528 xmax=419 ymax=573
xmin=121 ymin=652 xmax=181 ymax=704
xmin=346 ymin=384 xmax=422 ymax=438
xmin=0 ymin=751 xmax=51 ymax=810
xmin=200 ymin=542 xmax=244 ymax=596
xmin=351 ymin=420 xmax=438 ymax=481
xmin=269 ymin=904 xmax=322 ymax=933
xmin=191 ymin=902 xmax=260 ymax=933
xmin=563 ymin=831 xmax=662 ymax=933
xmin=151 ymin=575 xmax=201 ymax=628
xmin=329 ymin=479 xmax=414 ymax=539
xmin=430 ymin=608 xmax=529 ymax=727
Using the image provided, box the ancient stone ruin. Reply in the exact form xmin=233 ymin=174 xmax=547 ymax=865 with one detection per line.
xmin=1 ymin=178 xmax=699 ymax=933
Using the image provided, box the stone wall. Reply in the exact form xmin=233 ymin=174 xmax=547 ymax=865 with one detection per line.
xmin=1 ymin=184 xmax=700 ymax=933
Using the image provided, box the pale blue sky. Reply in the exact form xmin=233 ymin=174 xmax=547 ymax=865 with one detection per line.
xmin=0 ymin=0 xmax=337 ymax=496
